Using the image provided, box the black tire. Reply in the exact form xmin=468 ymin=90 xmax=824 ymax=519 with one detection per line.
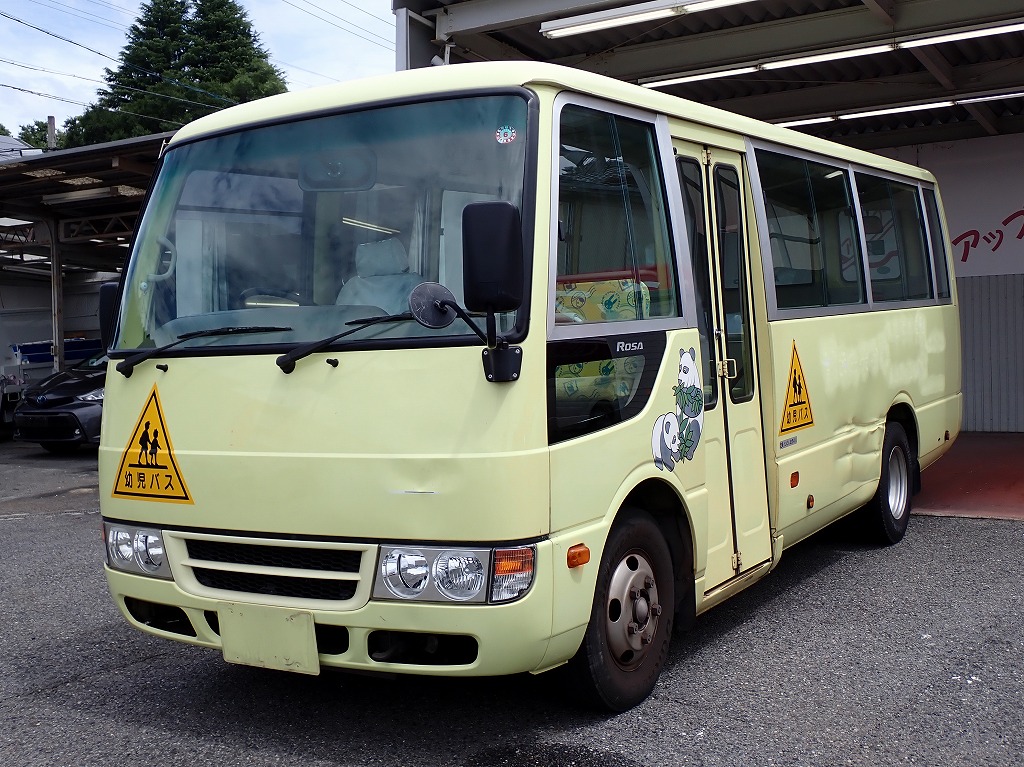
xmin=41 ymin=442 xmax=80 ymax=454
xmin=568 ymin=510 xmax=675 ymax=711
xmin=864 ymin=422 xmax=913 ymax=545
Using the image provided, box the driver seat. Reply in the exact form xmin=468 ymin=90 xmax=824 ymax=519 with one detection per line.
xmin=335 ymin=238 xmax=422 ymax=315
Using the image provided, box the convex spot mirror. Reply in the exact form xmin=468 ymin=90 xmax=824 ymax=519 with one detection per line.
xmin=409 ymin=282 xmax=458 ymax=329
xmin=462 ymin=201 xmax=524 ymax=314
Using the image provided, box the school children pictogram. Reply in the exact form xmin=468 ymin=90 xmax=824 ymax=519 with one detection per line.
xmin=112 ymin=385 xmax=193 ymax=503
xmin=779 ymin=342 xmax=814 ymax=434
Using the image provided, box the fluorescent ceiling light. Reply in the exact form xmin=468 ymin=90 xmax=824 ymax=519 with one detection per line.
xmin=41 ymin=187 xmax=123 ymax=205
xmin=775 ymin=116 xmax=835 ymax=128
xmin=341 ymin=217 xmax=399 ymax=235
xmin=957 ymin=90 xmax=1024 ymax=105
xmin=642 ymin=65 xmax=758 ymax=87
xmin=902 ymin=20 xmax=1024 ymax=48
xmin=762 ymin=44 xmax=892 ymax=69
xmin=838 ymin=101 xmax=955 ymax=120
xmin=541 ymin=0 xmax=757 ymax=39
xmin=643 ymin=20 xmax=1024 ymax=87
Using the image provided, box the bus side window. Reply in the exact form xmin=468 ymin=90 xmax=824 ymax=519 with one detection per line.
xmin=676 ymin=157 xmax=717 ymax=410
xmin=755 ymin=149 xmax=866 ymax=310
xmin=922 ymin=188 xmax=952 ymax=300
xmin=855 ymin=172 xmax=933 ymax=302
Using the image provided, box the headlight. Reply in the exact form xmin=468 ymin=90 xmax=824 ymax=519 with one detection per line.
xmin=373 ymin=544 xmax=535 ymax=604
xmin=103 ymin=522 xmax=172 ymax=579
xmin=76 ymin=387 xmax=104 ymax=402
xmin=432 ymin=550 xmax=485 ymax=601
xmin=380 ymin=549 xmax=430 ymax=598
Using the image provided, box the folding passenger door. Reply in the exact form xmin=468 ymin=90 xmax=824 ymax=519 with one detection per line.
xmin=674 ymin=142 xmax=773 ymax=593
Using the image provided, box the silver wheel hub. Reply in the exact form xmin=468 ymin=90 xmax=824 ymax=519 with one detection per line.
xmin=887 ymin=444 xmax=909 ymax=520
xmin=605 ymin=551 xmax=662 ymax=669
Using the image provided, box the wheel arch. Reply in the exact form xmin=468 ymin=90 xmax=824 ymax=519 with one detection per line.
xmin=620 ymin=478 xmax=696 ymax=630
xmin=886 ymin=400 xmax=921 ymax=494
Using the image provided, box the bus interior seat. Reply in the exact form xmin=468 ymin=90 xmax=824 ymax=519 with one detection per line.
xmin=335 ymin=238 xmax=423 ymax=315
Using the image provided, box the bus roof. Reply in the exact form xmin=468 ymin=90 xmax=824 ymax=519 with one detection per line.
xmin=169 ymin=61 xmax=934 ymax=183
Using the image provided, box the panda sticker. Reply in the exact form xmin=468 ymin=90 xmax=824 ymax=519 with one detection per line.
xmin=651 ymin=347 xmax=704 ymax=471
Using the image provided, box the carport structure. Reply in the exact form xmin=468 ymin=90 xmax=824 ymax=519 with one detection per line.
xmin=0 ymin=133 xmax=170 ymax=369
xmin=394 ymin=0 xmax=1024 ymax=432
xmin=395 ymin=0 xmax=1024 ymax=148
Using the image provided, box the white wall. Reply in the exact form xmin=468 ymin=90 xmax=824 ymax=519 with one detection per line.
xmin=883 ymin=134 xmax=1024 ymax=279
xmin=882 ymin=134 xmax=1024 ymax=432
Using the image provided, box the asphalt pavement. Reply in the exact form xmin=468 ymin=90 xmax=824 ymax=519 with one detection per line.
xmin=1 ymin=438 xmax=1022 ymax=766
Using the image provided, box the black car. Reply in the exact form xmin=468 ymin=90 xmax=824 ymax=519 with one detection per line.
xmin=14 ymin=353 xmax=106 ymax=453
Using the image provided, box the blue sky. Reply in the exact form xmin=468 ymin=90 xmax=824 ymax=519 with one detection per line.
xmin=0 ymin=0 xmax=396 ymax=135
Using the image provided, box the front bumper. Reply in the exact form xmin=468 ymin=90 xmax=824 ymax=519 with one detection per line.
xmin=14 ymin=404 xmax=101 ymax=444
xmin=104 ymin=537 xmax=560 ymax=677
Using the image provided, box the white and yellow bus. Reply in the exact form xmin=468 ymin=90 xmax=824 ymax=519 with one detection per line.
xmin=99 ymin=62 xmax=961 ymax=711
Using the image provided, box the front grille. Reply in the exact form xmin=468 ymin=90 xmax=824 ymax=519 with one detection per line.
xmin=170 ymin=533 xmax=373 ymax=610
xmin=14 ymin=412 xmax=81 ymax=440
xmin=193 ymin=568 xmax=357 ymax=601
xmin=186 ymin=539 xmax=361 ymax=572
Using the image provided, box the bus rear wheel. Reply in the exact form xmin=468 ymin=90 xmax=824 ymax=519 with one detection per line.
xmin=569 ymin=510 xmax=675 ymax=711
xmin=864 ymin=422 xmax=913 ymax=545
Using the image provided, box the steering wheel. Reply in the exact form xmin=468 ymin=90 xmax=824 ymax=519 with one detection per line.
xmin=239 ymin=287 xmax=304 ymax=305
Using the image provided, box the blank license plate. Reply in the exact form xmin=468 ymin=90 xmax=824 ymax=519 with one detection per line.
xmin=218 ymin=602 xmax=320 ymax=676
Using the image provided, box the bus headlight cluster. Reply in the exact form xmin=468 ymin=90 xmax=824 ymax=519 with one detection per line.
xmin=103 ymin=522 xmax=173 ymax=579
xmin=374 ymin=544 xmax=534 ymax=604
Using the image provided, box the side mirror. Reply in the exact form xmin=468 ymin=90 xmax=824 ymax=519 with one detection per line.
xmin=462 ymin=201 xmax=524 ymax=314
xmin=99 ymin=281 xmax=119 ymax=351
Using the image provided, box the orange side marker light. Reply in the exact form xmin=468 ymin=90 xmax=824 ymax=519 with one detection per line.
xmin=567 ymin=544 xmax=591 ymax=569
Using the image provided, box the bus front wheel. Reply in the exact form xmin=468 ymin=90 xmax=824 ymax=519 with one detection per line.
xmin=865 ymin=422 xmax=913 ymax=545
xmin=569 ymin=510 xmax=675 ymax=711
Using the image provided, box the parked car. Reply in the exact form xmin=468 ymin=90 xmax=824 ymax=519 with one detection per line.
xmin=13 ymin=353 xmax=106 ymax=453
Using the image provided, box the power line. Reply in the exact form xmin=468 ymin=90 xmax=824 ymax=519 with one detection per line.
xmin=25 ymin=0 xmax=129 ymax=33
xmin=79 ymin=0 xmax=140 ymax=17
xmin=279 ymin=0 xmax=394 ymax=50
xmin=0 ymin=82 xmax=185 ymax=128
xmin=0 ymin=10 xmax=236 ymax=107
xmin=333 ymin=0 xmax=395 ymax=28
xmin=0 ymin=57 xmax=234 ymax=111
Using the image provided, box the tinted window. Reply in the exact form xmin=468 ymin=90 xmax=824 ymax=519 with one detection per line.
xmin=757 ymin=150 xmax=865 ymax=309
xmin=856 ymin=173 xmax=933 ymax=302
xmin=923 ymin=188 xmax=952 ymax=300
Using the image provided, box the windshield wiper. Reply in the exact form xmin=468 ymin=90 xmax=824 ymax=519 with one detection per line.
xmin=116 ymin=326 xmax=292 ymax=378
xmin=276 ymin=312 xmax=413 ymax=373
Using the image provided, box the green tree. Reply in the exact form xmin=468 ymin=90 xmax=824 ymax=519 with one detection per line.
xmin=182 ymin=0 xmax=287 ymax=115
xmin=0 ymin=124 xmax=10 ymax=137
xmin=17 ymin=120 xmax=68 ymax=149
xmin=64 ymin=0 xmax=286 ymax=147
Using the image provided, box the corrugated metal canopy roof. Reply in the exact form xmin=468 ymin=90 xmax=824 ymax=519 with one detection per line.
xmin=395 ymin=0 xmax=1024 ymax=149
xmin=0 ymin=132 xmax=171 ymax=276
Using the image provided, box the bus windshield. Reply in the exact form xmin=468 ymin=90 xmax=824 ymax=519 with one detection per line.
xmin=114 ymin=94 xmax=531 ymax=352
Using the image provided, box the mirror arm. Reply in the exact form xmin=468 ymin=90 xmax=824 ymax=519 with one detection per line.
xmin=437 ymin=299 xmax=489 ymax=345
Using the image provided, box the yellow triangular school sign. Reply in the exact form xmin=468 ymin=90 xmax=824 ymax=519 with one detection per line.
xmin=112 ymin=385 xmax=193 ymax=503
xmin=780 ymin=342 xmax=814 ymax=434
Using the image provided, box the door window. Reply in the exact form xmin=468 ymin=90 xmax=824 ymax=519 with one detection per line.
xmin=555 ymin=105 xmax=678 ymax=324
xmin=714 ymin=166 xmax=754 ymax=403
